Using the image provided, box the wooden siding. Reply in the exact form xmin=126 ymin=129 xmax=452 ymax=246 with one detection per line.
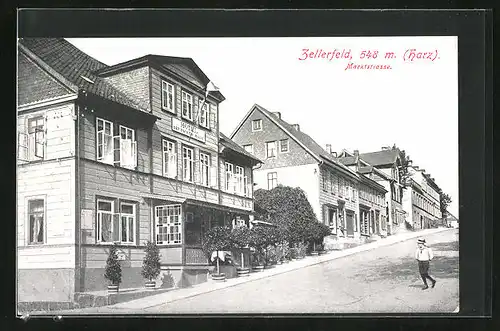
xmin=18 ymin=245 xmax=76 ymax=269
xmin=152 ymin=176 xmax=219 ymax=204
xmin=18 ymin=103 xmax=76 ymax=165
xmin=79 ymin=159 xmax=151 ymax=245
xmin=82 ymin=246 xmax=146 ymax=269
xmin=17 ymin=158 xmax=75 ymax=248
xmin=79 ymin=112 xmax=150 ymax=173
xmin=220 ymin=193 xmax=253 ymax=211
xmin=102 ymin=66 xmax=151 ymax=112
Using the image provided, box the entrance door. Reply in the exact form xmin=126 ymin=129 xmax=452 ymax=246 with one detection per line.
xmin=346 ymin=212 xmax=354 ymax=237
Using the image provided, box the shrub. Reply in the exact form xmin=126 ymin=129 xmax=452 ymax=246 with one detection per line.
xmin=141 ymin=241 xmax=161 ymax=282
xmin=201 ymin=226 xmax=233 ymax=275
xmin=104 ymin=244 xmax=122 ymax=286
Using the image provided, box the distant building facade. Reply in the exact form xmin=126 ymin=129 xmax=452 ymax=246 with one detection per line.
xmin=230 ymin=104 xmax=386 ymax=246
xmin=402 ymin=166 xmax=442 ymax=229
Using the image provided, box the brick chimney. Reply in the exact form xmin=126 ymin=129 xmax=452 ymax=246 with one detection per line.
xmin=292 ymin=124 xmax=300 ymax=131
xmin=354 ymin=150 xmax=359 ymax=156
xmin=326 ymin=144 xmax=332 ymax=154
xmin=271 ymin=112 xmax=281 ymax=119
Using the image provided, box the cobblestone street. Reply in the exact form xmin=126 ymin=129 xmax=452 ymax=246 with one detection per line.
xmin=145 ymin=229 xmax=458 ymax=314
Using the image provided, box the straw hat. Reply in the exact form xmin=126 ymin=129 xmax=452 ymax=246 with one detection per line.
xmin=417 ymin=238 xmax=426 ymax=244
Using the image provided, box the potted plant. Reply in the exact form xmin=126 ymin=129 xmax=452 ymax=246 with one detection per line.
xmin=141 ymin=241 xmax=161 ymax=290
xmin=104 ymin=244 xmax=122 ymax=294
xmin=202 ymin=226 xmax=232 ymax=282
xmin=231 ymin=226 xmax=252 ymax=277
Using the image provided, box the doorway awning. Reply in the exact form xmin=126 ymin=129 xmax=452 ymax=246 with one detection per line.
xmin=185 ymin=199 xmax=255 ymax=215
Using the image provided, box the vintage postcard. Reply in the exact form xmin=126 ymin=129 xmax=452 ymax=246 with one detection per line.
xmin=17 ymin=34 xmax=459 ymax=315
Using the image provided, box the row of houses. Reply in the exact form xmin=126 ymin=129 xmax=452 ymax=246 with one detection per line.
xmin=16 ymin=38 xmax=444 ymax=305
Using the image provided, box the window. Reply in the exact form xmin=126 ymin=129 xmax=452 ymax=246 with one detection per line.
xmin=225 ymin=162 xmax=234 ymax=192
xmin=182 ymin=146 xmax=194 ymax=182
xmin=155 ymin=205 xmax=182 ymax=245
xmin=19 ymin=116 xmax=46 ymax=162
xmin=28 ymin=199 xmax=44 ymax=244
xmin=199 ymin=152 xmax=210 ymax=186
xmin=120 ymin=203 xmax=135 ymax=244
xmin=235 ymin=166 xmax=244 ymax=194
xmin=163 ymin=139 xmax=177 ymax=178
xmin=279 ymin=139 xmax=289 ymax=153
xmin=267 ymin=172 xmax=278 ymax=190
xmin=252 ymin=119 xmax=262 ymax=131
xmin=96 ymin=118 xmax=137 ymax=169
xmin=330 ymin=173 xmax=335 ymax=194
xmin=161 ymin=80 xmax=175 ymax=113
xmin=266 ymin=141 xmax=277 ymax=159
xmin=243 ymin=144 xmax=254 ymax=154
xmin=322 ymin=170 xmax=327 ymax=191
xmin=198 ymin=102 xmax=209 ymax=128
xmin=97 ymin=199 xmax=118 ymax=243
xmin=360 ymin=210 xmax=369 ymax=235
xmin=181 ymin=91 xmax=193 ymax=121
xmin=326 ymin=207 xmax=338 ymax=235
xmin=28 ymin=117 xmax=45 ymax=160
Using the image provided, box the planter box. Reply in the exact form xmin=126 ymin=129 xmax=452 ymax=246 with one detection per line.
xmin=252 ymin=265 xmax=265 ymax=272
xmin=211 ymin=273 xmax=226 ymax=282
xmin=145 ymin=281 xmax=156 ymax=290
xmin=237 ymin=268 xmax=250 ymax=277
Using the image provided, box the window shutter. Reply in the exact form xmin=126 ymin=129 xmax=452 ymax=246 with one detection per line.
xmin=210 ymin=166 xmax=218 ymax=188
xmin=132 ymin=141 xmax=138 ymax=168
xmin=113 ymin=213 xmax=120 ymax=242
xmin=244 ymin=176 xmax=248 ymax=197
xmin=323 ymin=205 xmax=328 ymax=226
xmin=18 ymin=118 xmax=29 ymax=162
xmin=168 ymin=153 xmax=177 ymax=178
xmin=120 ymin=139 xmax=132 ymax=168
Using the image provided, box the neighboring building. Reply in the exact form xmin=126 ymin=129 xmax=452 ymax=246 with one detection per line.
xmin=338 ymin=148 xmax=407 ymax=235
xmin=17 ymin=38 xmax=261 ymax=304
xmin=230 ymin=104 xmax=386 ymax=247
xmin=401 ymin=166 xmax=442 ymax=229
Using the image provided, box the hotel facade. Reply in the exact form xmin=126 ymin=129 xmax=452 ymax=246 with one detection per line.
xmin=17 ymin=38 xmax=261 ymax=304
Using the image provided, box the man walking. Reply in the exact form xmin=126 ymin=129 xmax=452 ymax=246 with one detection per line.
xmin=415 ymin=238 xmax=436 ymax=290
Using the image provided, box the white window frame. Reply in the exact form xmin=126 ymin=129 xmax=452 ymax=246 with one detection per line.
xmin=155 ymin=205 xmax=182 ymax=245
xmin=279 ymin=139 xmax=289 ymax=153
xmin=266 ymin=141 xmax=277 ymax=159
xmin=181 ymin=91 xmax=193 ymax=121
xmin=26 ymin=116 xmax=46 ymax=161
xmin=96 ymin=118 xmax=137 ymax=170
xmin=27 ymin=198 xmax=45 ymax=245
xmin=225 ymin=162 xmax=234 ymax=192
xmin=252 ymin=119 xmax=262 ymax=132
xmin=198 ymin=101 xmax=209 ymax=128
xmin=267 ymin=172 xmax=278 ymax=190
xmin=182 ymin=145 xmax=194 ymax=182
xmin=235 ymin=165 xmax=244 ymax=195
xmin=199 ymin=151 xmax=210 ymax=186
xmin=119 ymin=202 xmax=136 ymax=244
xmin=161 ymin=80 xmax=175 ymax=113
xmin=96 ymin=199 xmax=119 ymax=243
xmin=163 ymin=139 xmax=177 ymax=178
xmin=243 ymin=144 xmax=254 ymax=155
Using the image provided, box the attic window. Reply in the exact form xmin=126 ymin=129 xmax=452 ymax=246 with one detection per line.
xmin=80 ymin=75 xmax=95 ymax=84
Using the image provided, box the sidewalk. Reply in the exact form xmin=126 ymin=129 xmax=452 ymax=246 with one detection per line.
xmin=60 ymin=226 xmax=452 ymax=313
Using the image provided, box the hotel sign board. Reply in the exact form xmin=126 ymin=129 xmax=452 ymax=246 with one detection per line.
xmin=172 ymin=118 xmax=206 ymax=143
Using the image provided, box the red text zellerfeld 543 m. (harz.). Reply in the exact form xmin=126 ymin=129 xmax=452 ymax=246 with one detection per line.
xmin=298 ymin=48 xmax=441 ymax=70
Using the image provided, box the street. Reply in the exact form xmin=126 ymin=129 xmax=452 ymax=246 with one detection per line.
xmin=144 ymin=229 xmax=458 ymax=314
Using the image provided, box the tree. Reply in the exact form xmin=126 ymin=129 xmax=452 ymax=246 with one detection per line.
xmin=439 ymin=191 xmax=452 ymax=219
xmin=254 ymin=186 xmax=318 ymax=244
xmin=231 ymin=226 xmax=252 ymax=269
xmin=141 ymin=241 xmax=161 ymax=282
xmin=397 ymin=148 xmax=413 ymax=187
xmin=104 ymin=244 xmax=122 ymax=286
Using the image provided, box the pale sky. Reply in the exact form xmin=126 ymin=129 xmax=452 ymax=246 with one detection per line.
xmin=67 ymin=37 xmax=459 ymax=217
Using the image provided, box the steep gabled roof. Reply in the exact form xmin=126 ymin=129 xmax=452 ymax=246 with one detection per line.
xmin=18 ymin=38 xmax=150 ymax=112
xmin=359 ymin=149 xmax=401 ymax=167
xmin=95 ymin=54 xmax=225 ymax=102
xmin=219 ymin=132 xmax=262 ymax=165
xmin=338 ymin=156 xmax=357 ymax=166
xmin=337 ymin=151 xmax=392 ymax=181
xmin=231 ymin=104 xmax=357 ymax=178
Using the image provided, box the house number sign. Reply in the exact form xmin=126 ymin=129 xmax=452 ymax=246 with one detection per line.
xmin=172 ymin=118 xmax=206 ymax=143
